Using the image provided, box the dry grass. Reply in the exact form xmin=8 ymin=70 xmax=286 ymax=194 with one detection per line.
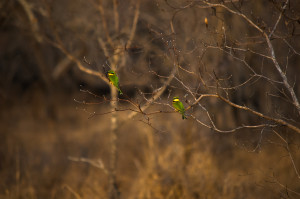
xmin=0 ymin=88 xmax=299 ymax=199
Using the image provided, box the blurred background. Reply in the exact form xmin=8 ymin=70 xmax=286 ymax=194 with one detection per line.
xmin=1 ymin=0 xmax=300 ymax=198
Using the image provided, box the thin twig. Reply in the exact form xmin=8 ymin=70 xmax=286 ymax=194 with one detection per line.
xmin=269 ymin=0 xmax=289 ymax=38
xmin=187 ymin=94 xmax=300 ymax=134
xmin=201 ymin=1 xmax=300 ymax=116
xmin=273 ymin=130 xmax=300 ymax=180
xmin=127 ymin=63 xmax=177 ymax=119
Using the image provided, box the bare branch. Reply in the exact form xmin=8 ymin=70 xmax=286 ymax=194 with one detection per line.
xmin=192 ymin=114 xmax=277 ymax=133
xmin=126 ymin=0 xmax=140 ymax=49
xmin=52 ymin=49 xmax=83 ymax=79
xmin=97 ymin=0 xmax=114 ymax=47
xmin=127 ymin=63 xmax=177 ymax=119
xmin=18 ymin=0 xmax=42 ymax=43
xmin=98 ymin=37 xmax=110 ymax=58
xmin=265 ymin=37 xmax=300 ymax=115
xmin=200 ymin=1 xmax=300 ymax=116
xmin=269 ymin=0 xmax=289 ymax=38
xmin=68 ymin=156 xmax=108 ymax=174
xmin=50 ymin=40 xmax=110 ymax=85
xmin=187 ymin=94 xmax=300 ymax=134
xmin=273 ymin=130 xmax=300 ymax=180
xmin=269 ymin=173 xmax=300 ymax=196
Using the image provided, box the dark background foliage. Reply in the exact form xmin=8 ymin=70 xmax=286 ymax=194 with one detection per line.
xmin=1 ymin=0 xmax=300 ymax=198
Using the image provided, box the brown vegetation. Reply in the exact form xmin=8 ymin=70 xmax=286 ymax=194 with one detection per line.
xmin=1 ymin=0 xmax=300 ymax=198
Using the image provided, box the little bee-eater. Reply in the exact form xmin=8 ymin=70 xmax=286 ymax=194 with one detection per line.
xmin=107 ymin=70 xmax=123 ymax=95
xmin=172 ymin=97 xmax=187 ymax=119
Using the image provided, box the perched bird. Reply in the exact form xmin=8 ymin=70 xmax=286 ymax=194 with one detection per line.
xmin=107 ymin=70 xmax=123 ymax=95
xmin=172 ymin=97 xmax=187 ymax=119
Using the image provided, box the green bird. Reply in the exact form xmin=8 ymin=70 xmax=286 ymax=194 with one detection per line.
xmin=107 ymin=70 xmax=123 ymax=95
xmin=172 ymin=97 xmax=187 ymax=119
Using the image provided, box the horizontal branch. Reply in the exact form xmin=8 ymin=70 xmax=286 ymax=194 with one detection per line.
xmin=189 ymin=94 xmax=300 ymax=134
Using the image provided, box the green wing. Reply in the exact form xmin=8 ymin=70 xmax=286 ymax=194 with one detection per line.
xmin=178 ymin=101 xmax=185 ymax=112
xmin=174 ymin=101 xmax=185 ymax=112
xmin=108 ymin=74 xmax=123 ymax=95
xmin=109 ymin=75 xmax=119 ymax=88
xmin=173 ymin=101 xmax=187 ymax=119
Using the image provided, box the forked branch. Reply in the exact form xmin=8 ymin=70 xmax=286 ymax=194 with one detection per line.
xmin=201 ymin=1 xmax=300 ymax=116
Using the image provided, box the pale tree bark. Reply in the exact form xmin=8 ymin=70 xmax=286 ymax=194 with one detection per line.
xmin=108 ymin=51 xmax=120 ymax=199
